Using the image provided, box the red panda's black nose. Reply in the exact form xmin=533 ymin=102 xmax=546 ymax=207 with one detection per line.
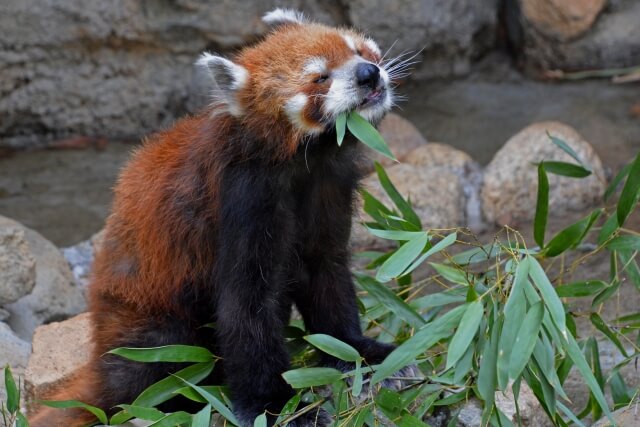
xmin=356 ymin=63 xmax=380 ymax=89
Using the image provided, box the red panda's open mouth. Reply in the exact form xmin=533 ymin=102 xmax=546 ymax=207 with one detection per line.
xmin=358 ymin=87 xmax=386 ymax=108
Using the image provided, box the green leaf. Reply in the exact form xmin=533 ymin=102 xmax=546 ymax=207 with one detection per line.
xmin=365 ymin=227 xmax=426 ymax=241
xmin=304 ymin=334 xmax=360 ymax=362
xmin=376 ymin=233 xmax=429 ymax=282
xmin=528 ymin=257 xmax=566 ymax=334
xmin=508 ymin=302 xmax=544 ymax=380
xmin=110 ymin=361 xmax=214 ymax=424
xmin=192 ymin=404 xmax=212 ymax=427
xmin=404 ymin=232 xmax=457 ymax=276
xmin=282 ymin=367 xmax=343 ymax=388
xmin=548 ymin=133 xmax=590 ymax=170
xmin=544 ymin=210 xmax=601 ymax=257
xmin=590 ymin=313 xmax=628 ymax=357
xmin=619 ymin=250 xmax=640 ymax=290
xmin=607 ymin=235 xmax=640 ymax=251
xmin=336 ymin=113 xmax=347 ymax=146
xmin=352 ymin=358 xmax=363 ymax=397
xmin=605 ymin=163 xmax=632 ymax=201
xmin=477 ymin=312 xmax=501 ymax=403
xmin=275 ymin=394 xmax=300 ymax=425
xmin=534 ymin=163 xmax=549 ymax=247
xmin=361 ymin=189 xmax=395 ymax=226
xmin=371 ymin=304 xmax=467 ymax=384
xmin=556 ymin=280 xmax=607 ymax=297
xmin=148 ymin=411 xmax=192 ymax=427
xmin=116 ymin=405 xmax=165 ymax=421
xmin=446 ymin=300 xmax=484 ymax=370
xmin=347 ymin=111 xmax=397 ymax=161
xmin=108 ymin=345 xmax=214 ymax=363
xmin=598 ymin=214 xmax=619 ymax=245
xmin=561 ymin=330 xmax=614 ymax=424
xmin=4 ymin=365 xmax=19 ymax=413
xmin=375 ymin=162 xmax=421 ymax=228
xmin=41 ymin=400 xmax=108 ymax=425
xmin=617 ymin=152 xmax=640 ymax=227
xmin=175 ymin=375 xmax=238 ymax=425
xmin=357 ymin=275 xmax=425 ymax=328
xmin=15 ymin=413 xmax=29 ymax=427
xmin=398 ymin=414 xmax=430 ymax=427
xmin=541 ymin=161 xmax=591 ymax=178
xmin=253 ymin=413 xmax=268 ymax=427
xmin=430 ymin=262 xmax=472 ymax=286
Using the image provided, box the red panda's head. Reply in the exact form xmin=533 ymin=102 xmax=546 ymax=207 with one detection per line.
xmin=197 ymin=9 xmax=400 ymax=158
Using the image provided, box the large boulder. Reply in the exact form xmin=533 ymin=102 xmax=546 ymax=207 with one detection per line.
xmin=352 ymin=143 xmax=482 ymax=250
xmin=593 ymin=405 xmax=640 ymax=427
xmin=481 ymin=122 xmax=606 ymax=225
xmin=349 ymin=0 xmax=498 ymax=79
xmin=0 ymin=322 xmax=31 ymax=406
xmin=24 ymin=313 xmax=92 ymax=413
xmin=1 ymin=216 xmax=86 ymax=340
xmin=506 ymin=0 xmax=640 ymax=74
xmin=0 ymin=224 xmax=36 ymax=306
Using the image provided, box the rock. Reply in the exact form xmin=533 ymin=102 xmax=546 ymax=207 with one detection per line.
xmin=507 ymin=0 xmax=640 ymax=74
xmin=481 ymin=122 xmax=606 ymax=225
xmin=456 ymin=384 xmax=549 ymax=426
xmin=24 ymin=313 xmax=92 ymax=412
xmin=593 ymin=406 xmax=640 ymax=427
xmin=365 ymin=113 xmax=428 ymax=171
xmin=352 ymin=143 xmax=482 ymax=249
xmin=349 ymin=0 xmax=498 ymax=79
xmin=0 ymin=224 xmax=36 ymax=306
xmin=62 ymin=239 xmax=95 ymax=288
xmin=520 ymin=0 xmax=607 ymax=41
xmin=1 ymin=216 xmax=86 ymax=340
xmin=0 ymin=322 xmax=31 ymax=405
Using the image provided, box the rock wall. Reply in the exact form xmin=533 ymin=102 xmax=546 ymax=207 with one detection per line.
xmin=0 ymin=0 xmax=497 ymax=150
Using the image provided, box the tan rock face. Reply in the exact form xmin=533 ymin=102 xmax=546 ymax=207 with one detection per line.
xmin=0 ymin=323 xmax=31 ymax=405
xmin=1 ymin=215 xmax=87 ymax=340
xmin=481 ymin=121 xmax=606 ymax=225
xmin=593 ymin=405 xmax=640 ymax=427
xmin=0 ymin=224 xmax=36 ymax=306
xmin=24 ymin=313 xmax=92 ymax=412
xmin=521 ymin=0 xmax=607 ymax=41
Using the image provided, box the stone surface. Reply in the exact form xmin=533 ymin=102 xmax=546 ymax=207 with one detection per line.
xmin=352 ymin=143 xmax=480 ymax=249
xmin=1 ymin=0 xmax=498 ymax=150
xmin=365 ymin=113 xmax=428 ymax=171
xmin=520 ymin=0 xmax=607 ymax=41
xmin=0 ymin=223 xmax=36 ymax=306
xmin=24 ymin=313 xmax=92 ymax=410
xmin=1 ymin=215 xmax=86 ymax=340
xmin=456 ymin=384 xmax=549 ymax=426
xmin=507 ymin=0 xmax=640 ymax=74
xmin=593 ymin=405 xmax=640 ymax=427
xmin=349 ymin=0 xmax=498 ymax=80
xmin=0 ymin=322 xmax=31 ymax=405
xmin=481 ymin=121 xmax=606 ymax=225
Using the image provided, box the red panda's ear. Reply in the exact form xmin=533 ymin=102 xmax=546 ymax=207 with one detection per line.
xmin=196 ymin=53 xmax=248 ymax=116
xmin=262 ymin=8 xmax=306 ymax=28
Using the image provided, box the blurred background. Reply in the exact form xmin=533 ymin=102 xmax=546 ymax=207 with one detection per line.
xmin=1 ymin=0 xmax=639 ymax=247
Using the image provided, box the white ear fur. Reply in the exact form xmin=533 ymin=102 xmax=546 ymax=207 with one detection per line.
xmin=196 ymin=53 xmax=248 ymax=116
xmin=262 ymin=8 xmax=306 ymax=27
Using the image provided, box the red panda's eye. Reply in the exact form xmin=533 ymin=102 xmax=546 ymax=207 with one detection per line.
xmin=314 ymin=75 xmax=329 ymax=84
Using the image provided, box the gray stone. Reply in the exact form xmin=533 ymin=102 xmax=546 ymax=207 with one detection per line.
xmin=1 ymin=216 xmax=86 ymax=340
xmin=507 ymin=0 xmax=640 ymax=74
xmin=25 ymin=313 xmax=92 ymax=414
xmin=348 ymin=0 xmax=498 ymax=80
xmin=0 ymin=224 xmax=36 ymax=306
xmin=0 ymin=322 xmax=31 ymax=406
xmin=481 ymin=121 xmax=606 ymax=225
xmin=593 ymin=405 xmax=640 ymax=427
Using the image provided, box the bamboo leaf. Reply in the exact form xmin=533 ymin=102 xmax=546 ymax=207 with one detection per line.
xmin=192 ymin=404 xmax=212 ymax=427
xmin=336 ymin=113 xmax=347 ymax=146
xmin=446 ymin=300 xmax=484 ymax=370
xmin=508 ymin=302 xmax=544 ymax=380
xmin=41 ymin=400 xmax=108 ymax=425
xmin=534 ymin=163 xmax=549 ymax=247
xmin=542 ymin=161 xmax=591 ymax=178
xmin=376 ymin=233 xmax=429 ymax=282
xmin=4 ymin=365 xmax=19 ymax=414
xmin=556 ymin=280 xmax=607 ymax=297
xmin=282 ymin=367 xmax=343 ymax=388
xmin=347 ymin=111 xmax=397 ymax=161
xmin=375 ymin=162 xmax=422 ymax=228
xmin=357 ymin=275 xmax=426 ymax=328
xmin=617 ymin=152 xmax=640 ymax=226
xmin=304 ymin=334 xmax=360 ymax=362
xmin=108 ymin=345 xmax=214 ymax=363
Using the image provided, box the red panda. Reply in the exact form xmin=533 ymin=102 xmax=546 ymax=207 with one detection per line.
xmin=29 ymin=8 xmax=402 ymax=427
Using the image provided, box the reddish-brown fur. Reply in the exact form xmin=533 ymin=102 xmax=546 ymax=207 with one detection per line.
xmin=29 ymin=20 xmax=383 ymax=426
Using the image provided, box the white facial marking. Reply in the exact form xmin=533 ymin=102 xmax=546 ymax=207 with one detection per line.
xmin=303 ymin=57 xmax=328 ymax=76
xmin=196 ymin=53 xmax=249 ymax=116
xmin=262 ymin=8 xmax=306 ymax=26
xmin=284 ymin=93 xmax=321 ymax=134
xmin=342 ymin=34 xmax=357 ymax=52
xmin=365 ymin=38 xmax=381 ymax=56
